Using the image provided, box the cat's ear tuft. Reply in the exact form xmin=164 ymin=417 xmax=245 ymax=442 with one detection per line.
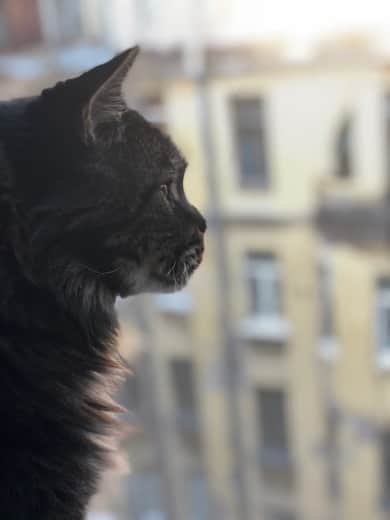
xmin=83 ymin=46 xmax=140 ymax=142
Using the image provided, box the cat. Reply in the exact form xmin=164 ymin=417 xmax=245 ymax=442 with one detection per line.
xmin=0 ymin=47 xmax=206 ymax=519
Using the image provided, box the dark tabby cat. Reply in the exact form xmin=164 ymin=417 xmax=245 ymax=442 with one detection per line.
xmin=0 ymin=47 xmax=206 ymax=519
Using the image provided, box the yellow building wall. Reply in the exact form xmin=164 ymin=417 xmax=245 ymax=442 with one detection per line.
xmin=136 ymin=61 xmax=390 ymax=520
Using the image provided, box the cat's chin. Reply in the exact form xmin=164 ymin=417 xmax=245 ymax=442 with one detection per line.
xmin=117 ymin=276 xmax=188 ymax=298
xmin=116 ymin=268 xmax=191 ymax=298
xmin=112 ymin=250 xmax=202 ymax=298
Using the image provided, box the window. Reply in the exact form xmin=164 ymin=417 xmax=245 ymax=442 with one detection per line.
xmin=240 ymin=253 xmax=288 ymax=342
xmin=231 ymin=97 xmax=269 ymax=188
xmin=246 ymin=253 xmax=281 ymax=317
xmin=381 ymin=430 xmax=390 ymax=509
xmin=376 ymin=279 xmax=390 ymax=367
xmin=170 ymin=359 xmax=199 ymax=447
xmin=334 ymin=114 xmax=353 ymax=178
xmin=256 ymin=389 xmax=290 ymax=467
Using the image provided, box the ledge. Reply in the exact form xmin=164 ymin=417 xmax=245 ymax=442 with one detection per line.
xmin=239 ymin=315 xmax=291 ymax=343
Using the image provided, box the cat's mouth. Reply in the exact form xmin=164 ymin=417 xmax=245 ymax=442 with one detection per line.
xmin=154 ymin=243 xmax=204 ymax=292
xmin=113 ymin=242 xmax=204 ymax=297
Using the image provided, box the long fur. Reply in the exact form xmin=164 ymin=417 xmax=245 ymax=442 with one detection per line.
xmin=0 ymin=141 xmax=126 ymax=520
xmin=0 ymin=48 xmax=205 ymax=519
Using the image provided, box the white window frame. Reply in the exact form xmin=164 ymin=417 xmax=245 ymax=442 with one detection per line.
xmin=240 ymin=253 xmax=290 ymax=342
xmin=246 ymin=254 xmax=281 ymax=318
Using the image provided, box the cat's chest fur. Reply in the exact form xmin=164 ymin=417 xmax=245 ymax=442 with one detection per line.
xmin=0 ymin=183 xmax=124 ymax=520
xmin=0 ymin=80 xmax=126 ymax=520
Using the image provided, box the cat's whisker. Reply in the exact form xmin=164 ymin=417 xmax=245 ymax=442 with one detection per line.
xmin=77 ymin=263 xmax=121 ymax=276
xmin=173 ymin=270 xmax=178 ymax=291
xmin=167 ymin=261 xmax=177 ymax=277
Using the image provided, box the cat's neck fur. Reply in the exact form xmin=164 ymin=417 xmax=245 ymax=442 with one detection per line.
xmin=0 ymin=102 xmax=124 ymax=519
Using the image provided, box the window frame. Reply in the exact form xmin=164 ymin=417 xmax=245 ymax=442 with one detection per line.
xmin=245 ymin=252 xmax=282 ymax=319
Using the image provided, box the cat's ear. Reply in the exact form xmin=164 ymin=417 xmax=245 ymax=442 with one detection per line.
xmin=82 ymin=46 xmax=139 ymax=141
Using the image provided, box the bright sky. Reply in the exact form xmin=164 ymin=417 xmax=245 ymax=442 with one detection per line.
xmin=208 ymin=0 xmax=390 ymax=56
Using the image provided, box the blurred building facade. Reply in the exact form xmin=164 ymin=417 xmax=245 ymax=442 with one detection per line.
xmin=123 ymin=45 xmax=390 ymax=520
xmin=3 ymin=2 xmax=390 ymax=520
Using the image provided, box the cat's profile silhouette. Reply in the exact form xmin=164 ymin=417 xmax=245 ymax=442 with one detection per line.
xmin=0 ymin=47 xmax=206 ymax=519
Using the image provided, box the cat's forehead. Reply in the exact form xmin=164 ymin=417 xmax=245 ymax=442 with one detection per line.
xmin=122 ymin=110 xmax=187 ymax=175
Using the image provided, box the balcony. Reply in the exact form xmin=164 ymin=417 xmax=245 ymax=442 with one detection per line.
xmin=316 ymin=197 xmax=390 ymax=245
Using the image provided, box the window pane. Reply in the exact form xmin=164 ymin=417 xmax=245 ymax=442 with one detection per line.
xmin=248 ymin=275 xmax=261 ymax=314
xmin=256 ymin=389 xmax=290 ymax=463
xmin=334 ymin=115 xmax=353 ymax=178
xmin=231 ymin=97 xmax=269 ymax=187
xmin=246 ymin=253 xmax=281 ymax=316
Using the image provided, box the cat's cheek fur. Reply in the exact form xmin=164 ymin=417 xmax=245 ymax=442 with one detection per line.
xmin=114 ymin=265 xmax=178 ymax=297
